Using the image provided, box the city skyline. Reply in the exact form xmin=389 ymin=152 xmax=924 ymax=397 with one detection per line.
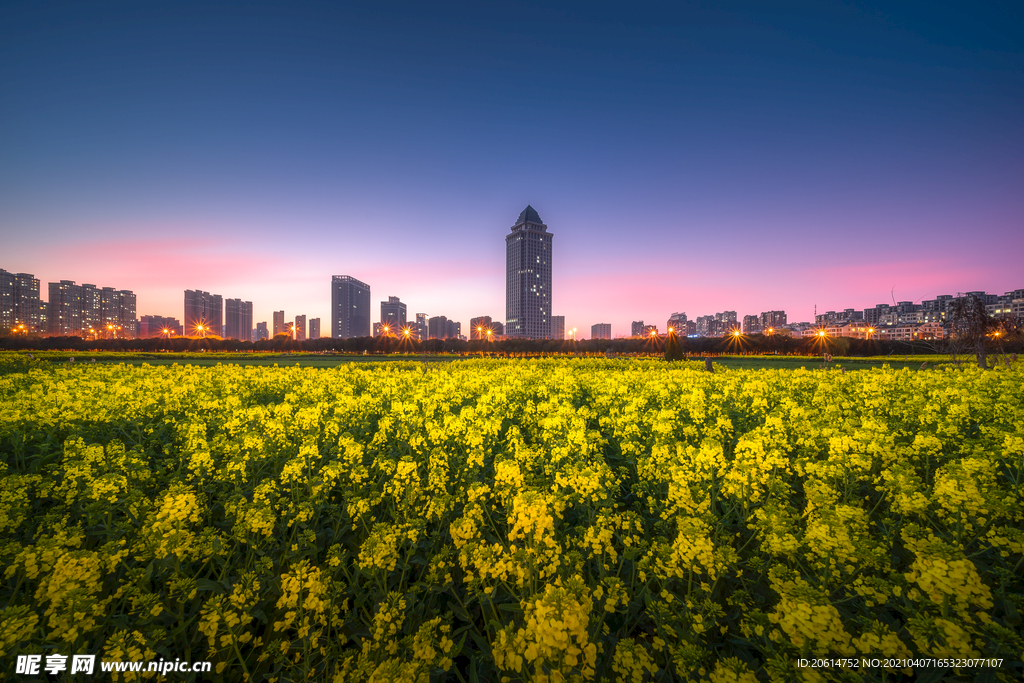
xmin=2 ymin=3 xmax=1021 ymax=334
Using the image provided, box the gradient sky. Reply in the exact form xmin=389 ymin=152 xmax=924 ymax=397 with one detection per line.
xmin=2 ymin=1 xmax=1022 ymax=336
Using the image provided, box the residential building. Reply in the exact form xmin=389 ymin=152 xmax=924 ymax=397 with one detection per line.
xmin=331 ymin=275 xmax=371 ymax=338
xmin=0 ymin=270 xmax=40 ymax=332
xmin=643 ymin=324 xmax=658 ymax=337
xmin=273 ymin=311 xmax=286 ymax=336
xmin=415 ymin=313 xmax=428 ymax=341
xmin=138 ymin=315 xmax=182 ymax=337
xmin=309 ymin=318 xmax=321 ymax=339
xmin=49 ymin=281 xmax=136 ymax=337
xmin=551 ymin=315 xmax=565 ymax=340
xmin=447 ymin=319 xmax=461 ymax=340
xmin=254 ymin=322 xmax=269 ymax=341
xmin=742 ymin=315 xmax=761 ymax=334
xmin=428 ymin=316 xmax=448 ymax=339
xmin=184 ymin=290 xmax=223 ymax=337
xmin=380 ymin=296 xmax=407 ymax=330
xmin=666 ymin=312 xmax=687 ymax=335
xmin=591 ymin=323 xmax=611 ymax=340
xmin=506 ymin=205 xmax=553 ymax=339
xmin=224 ymin=299 xmax=253 ymax=340
xmin=295 ymin=315 xmax=307 ymax=341
xmin=492 ymin=321 xmax=504 ymax=336
xmin=631 ymin=321 xmax=645 ymax=337
xmin=760 ymin=310 xmax=787 ymax=331
xmin=470 ymin=316 xmax=493 ymax=340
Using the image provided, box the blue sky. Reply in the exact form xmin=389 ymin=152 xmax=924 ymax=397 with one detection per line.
xmin=2 ymin=1 xmax=1021 ymax=335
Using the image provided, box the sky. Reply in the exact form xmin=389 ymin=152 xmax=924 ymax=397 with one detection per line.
xmin=2 ymin=1 xmax=1022 ymax=336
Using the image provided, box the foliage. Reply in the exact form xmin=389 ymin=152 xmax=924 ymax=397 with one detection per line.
xmin=1 ymin=359 xmax=1023 ymax=681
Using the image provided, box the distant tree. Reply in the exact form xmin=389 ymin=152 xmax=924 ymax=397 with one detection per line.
xmin=664 ymin=331 xmax=684 ymax=361
xmin=949 ymin=293 xmax=995 ymax=369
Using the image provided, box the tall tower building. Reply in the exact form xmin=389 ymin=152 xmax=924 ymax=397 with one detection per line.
xmin=273 ymin=311 xmax=286 ymax=336
xmin=0 ymin=270 xmax=40 ymax=332
xmin=380 ymin=296 xmax=407 ymax=329
xmin=551 ymin=315 xmax=565 ymax=340
xmin=295 ymin=315 xmax=307 ymax=341
xmin=331 ymin=275 xmax=371 ymax=338
xmin=309 ymin=318 xmax=321 ymax=339
xmin=184 ymin=290 xmax=223 ymax=337
xmin=506 ymin=205 xmax=552 ymax=339
xmin=225 ymin=299 xmax=253 ymax=340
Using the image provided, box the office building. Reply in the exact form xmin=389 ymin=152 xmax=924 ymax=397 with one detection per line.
xmin=184 ymin=290 xmax=223 ymax=337
xmin=225 ymin=299 xmax=253 ymax=340
xmin=380 ymin=296 xmax=407 ymax=330
xmin=470 ymin=316 xmax=493 ymax=339
xmin=551 ymin=315 xmax=564 ymax=340
xmin=309 ymin=318 xmax=320 ymax=339
xmin=506 ymin=205 xmax=553 ymax=339
xmin=273 ymin=311 xmax=286 ymax=336
xmin=138 ymin=315 xmax=182 ymax=338
xmin=295 ymin=315 xmax=307 ymax=341
xmin=254 ymin=322 xmax=269 ymax=341
xmin=331 ymin=275 xmax=371 ymax=338
xmin=591 ymin=323 xmax=611 ymax=340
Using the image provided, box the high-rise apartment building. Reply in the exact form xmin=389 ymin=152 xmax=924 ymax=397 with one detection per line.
xmin=742 ymin=315 xmax=761 ymax=334
xmin=666 ymin=312 xmax=687 ymax=335
xmin=492 ymin=322 xmax=504 ymax=336
xmin=184 ymin=290 xmax=223 ymax=337
xmin=273 ymin=311 xmax=286 ymax=336
xmin=295 ymin=315 xmax=307 ymax=341
xmin=138 ymin=315 xmax=182 ymax=337
xmin=760 ymin=310 xmax=787 ymax=331
xmin=224 ymin=299 xmax=253 ymax=340
xmin=0 ymin=269 xmax=40 ymax=332
xmin=415 ymin=313 xmax=428 ymax=341
xmin=591 ymin=323 xmax=611 ymax=340
xmin=631 ymin=321 xmax=645 ymax=337
xmin=506 ymin=205 xmax=553 ymax=339
xmin=49 ymin=281 xmax=137 ymax=337
xmin=551 ymin=316 xmax=565 ymax=340
xmin=380 ymin=296 xmax=407 ymax=330
xmin=254 ymin=322 xmax=269 ymax=341
xmin=470 ymin=316 xmax=493 ymax=339
xmin=331 ymin=275 xmax=371 ymax=338
xmin=428 ymin=316 xmax=448 ymax=339
xmin=309 ymin=318 xmax=320 ymax=339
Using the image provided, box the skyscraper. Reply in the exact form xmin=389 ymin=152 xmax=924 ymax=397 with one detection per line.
xmin=506 ymin=205 xmax=552 ymax=339
xmin=295 ymin=315 xmax=307 ymax=341
xmin=184 ymin=290 xmax=223 ymax=337
xmin=225 ymin=299 xmax=253 ymax=340
xmin=309 ymin=318 xmax=321 ymax=339
xmin=331 ymin=275 xmax=371 ymax=338
xmin=273 ymin=311 xmax=286 ymax=336
xmin=254 ymin=322 xmax=269 ymax=341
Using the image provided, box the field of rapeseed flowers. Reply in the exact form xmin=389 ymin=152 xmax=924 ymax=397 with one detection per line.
xmin=1 ymin=356 xmax=1022 ymax=682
